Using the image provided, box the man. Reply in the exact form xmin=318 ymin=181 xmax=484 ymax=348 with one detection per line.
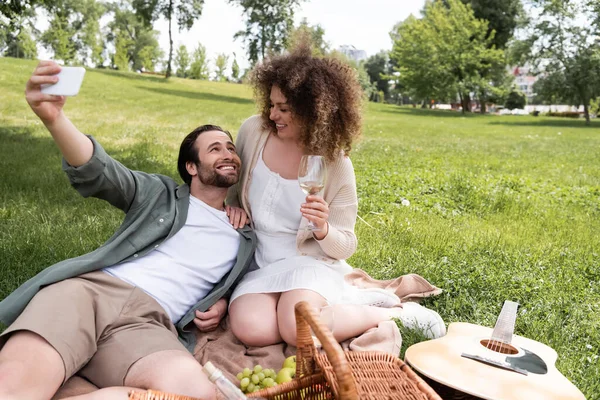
xmin=0 ymin=61 xmax=255 ymax=400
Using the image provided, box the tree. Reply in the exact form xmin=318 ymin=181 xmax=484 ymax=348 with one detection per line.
xmin=214 ymin=53 xmax=229 ymax=81
xmin=175 ymin=44 xmax=190 ymax=77
xmin=4 ymin=27 xmax=38 ymax=59
xmin=133 ymin=0 xmax=204 ymax=78
xmin=1 ymin=6 xmax=38 ymax=59
xmin=390 ymin=0 xmax=505 ymax=112
xmin=505 ymin=89 xmax=526 ymax=109
xmin=41 ymin=13 xmax=77 ymax=63
xmin=287 ymin=18 xmax=329 ymax=57
xmin=363 ymin=51 xmax=391 ymax=102
xmin=189 ymin=42 xmax=209 ymax=79
xmin=231 ymin=56 xmax=240 ymax=82
xmin=513 ymin=0 xmax=600 ymax=124
xmin=453 ymin=0 xmax=523 ymax=50
xmin=133 ymin=29 xmax=163 ymax=71
xmin=39 ymin=0 xmax=107 ymax=65
xmin=229 ymin=0 xmax=305 ymax=65
xmin=106 ymin=2 xmax=163 ymax=72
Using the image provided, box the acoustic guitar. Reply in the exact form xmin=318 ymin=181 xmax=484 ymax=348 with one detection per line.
xmin=404 ymin=301 xmax=586 ymax=400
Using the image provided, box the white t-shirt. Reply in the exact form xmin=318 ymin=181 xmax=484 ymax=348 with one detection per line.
xmin=104 ymin=195 xmax=240 ymax=323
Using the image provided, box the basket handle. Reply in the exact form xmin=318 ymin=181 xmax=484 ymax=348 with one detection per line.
xmin=294 ymin=301 xmax=358 ymax=400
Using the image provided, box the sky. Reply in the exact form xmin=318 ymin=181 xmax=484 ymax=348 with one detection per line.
xmin=154 ymin=0 xmax=426 ymax=73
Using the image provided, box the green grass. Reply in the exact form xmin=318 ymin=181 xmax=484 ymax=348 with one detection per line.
xmin=1 ymin=57 xmax=599 ymax=398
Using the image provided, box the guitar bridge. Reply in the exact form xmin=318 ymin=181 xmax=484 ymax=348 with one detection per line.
xmin=461 ymin=353 xmax=528 ymax=375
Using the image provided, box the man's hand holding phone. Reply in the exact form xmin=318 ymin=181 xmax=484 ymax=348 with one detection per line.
xmin=25 ymin=61 xmax=68 ymax=125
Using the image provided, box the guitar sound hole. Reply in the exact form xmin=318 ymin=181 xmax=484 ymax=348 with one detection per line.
xmin=480 ymin=339 xmax=519 ymax=355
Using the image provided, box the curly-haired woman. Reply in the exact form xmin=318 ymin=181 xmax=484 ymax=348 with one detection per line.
xmin=225 ymin=46 xmax=445 ymax=347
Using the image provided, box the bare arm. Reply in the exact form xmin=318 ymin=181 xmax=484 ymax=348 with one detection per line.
xmin=25 ymin=60 xmax=93 ymax=167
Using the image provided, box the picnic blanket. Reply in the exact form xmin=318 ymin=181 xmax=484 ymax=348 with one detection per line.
xmin=53 ymin=270 xmax=441 ymax=399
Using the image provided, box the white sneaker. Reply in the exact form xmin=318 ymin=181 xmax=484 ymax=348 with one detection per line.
xmin=347 ymin=287 xmax=401 ymax=308
xmin=392 ymin=302 xmax=446 ymax=339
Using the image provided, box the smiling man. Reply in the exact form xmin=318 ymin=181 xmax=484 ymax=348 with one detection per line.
xmin=0 ymin=61 xmax=255 ymax=400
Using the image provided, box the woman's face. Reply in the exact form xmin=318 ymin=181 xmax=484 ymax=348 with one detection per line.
xmin=269 ymin=85 xmax=302 ymax=140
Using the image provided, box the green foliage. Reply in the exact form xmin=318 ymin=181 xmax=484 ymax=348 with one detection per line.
xmin=229 ymin=0 xmax=305 ymax=65
xmin=113 ymin=31 xmax=131 ymax=71
xmin=189 ymin=42 xmax=209 ymax=80
xmin=287 ymin=18 xmax=329 ymax=57
xmin=39 ymin=0 xmax=107 ymax=65
xmin=504 ymin=89 xmax=526 ymax=110
xmin=106 ymin=3 xmax=163 ymax=72
xmin=514 ymin=0 xmax=600 ymax=124
xmin=455 ymin=0 xmax=524 ymax=49
xmin=175 ymin=44 xmax=190 ymax=77
xmin=231 ymin=57 xmax=240 ymax=82
xmin=214 ymin=53 xmax=229 ymax=82
xmin=41 ymin=13 xmax=77 ymax=63
xmin=591 ymin=98 xmax=600 ymax=115
xmin=390 ymin=0 xmax=505 ymax=110
xmin=3 ymin=26 xmax=38 ymax=59
xmin=1 ymin=58 xmax=599 ymax=397
xmin=364 ymin=51 xmax=391 ymax=101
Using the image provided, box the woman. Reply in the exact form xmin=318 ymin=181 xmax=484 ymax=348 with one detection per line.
xmin=226 ymin=46 xmax=445 ymax=347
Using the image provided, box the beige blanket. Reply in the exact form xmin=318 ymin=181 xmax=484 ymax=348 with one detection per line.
xmin=53 ymin=270 xmax=441 ymax=399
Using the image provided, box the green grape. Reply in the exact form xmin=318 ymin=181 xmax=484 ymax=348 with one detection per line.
xmin=251 ymin=374 xmax=260 ymax=384
xmin=263 ymin=377 xmax=275 ymax=387
xmin=253 ymin=364 xmax=263 ymax=374
xmin=258 ymin=372 xmax=265 ymax=381
xmin=267 ymin=368 xmax=276 ymax=377
xmin=247 ymin=383 xmax=255 ymax=392
xmin=240 ymin=377 xmax=250 ymax=389
xmin=243 ymin=368 xmax=252 ymax=377
xmin=236 ymin=372 xmax=244 ymax=381
xmin=253 ymin=386 xmax=261 ymax=392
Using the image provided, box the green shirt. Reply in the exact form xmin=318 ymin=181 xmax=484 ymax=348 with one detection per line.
xmin=0 ymin=136 xmax=256 ymax=352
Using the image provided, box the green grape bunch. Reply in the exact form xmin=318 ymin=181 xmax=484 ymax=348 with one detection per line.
xmin=236 ymin=364 xmax=278 ymax=394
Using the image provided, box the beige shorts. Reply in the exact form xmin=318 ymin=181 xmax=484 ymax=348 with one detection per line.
xmin=0 ymin=271 xmax=188 ymax=387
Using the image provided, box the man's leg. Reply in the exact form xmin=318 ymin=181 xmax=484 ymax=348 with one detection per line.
xmin=0 ymin=331 xmax=65 ymax=400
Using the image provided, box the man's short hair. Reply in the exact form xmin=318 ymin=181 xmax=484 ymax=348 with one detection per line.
xmin=178 ymin=124 xmax=233 ymax=185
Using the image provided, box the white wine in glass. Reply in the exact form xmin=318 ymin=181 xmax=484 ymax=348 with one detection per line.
xmin=298 ymin=155 xmax=327 ymax=231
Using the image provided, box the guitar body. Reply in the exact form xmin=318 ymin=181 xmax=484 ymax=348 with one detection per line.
xmin=404 ymin=322 xmax=585 ymax=400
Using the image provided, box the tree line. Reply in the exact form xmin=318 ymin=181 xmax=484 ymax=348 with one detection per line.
xmin=2 ymin=0 xmax=599 ymax=123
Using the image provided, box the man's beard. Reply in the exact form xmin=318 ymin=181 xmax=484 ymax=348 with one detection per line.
xmin=196 ymin=161 xmax=239 ymax=188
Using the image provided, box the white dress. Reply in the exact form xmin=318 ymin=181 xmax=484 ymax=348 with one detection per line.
xmin=229 ymin=149 xmax=350 ymax=305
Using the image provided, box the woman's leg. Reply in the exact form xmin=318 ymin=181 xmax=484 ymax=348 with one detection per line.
xmin=278 ymin=291 xmax=446 ymax=345
xmin=277 ymin=290 xmax=328 ymax=346
xmin=322 ymin=303 xmax=446 ymax=342
xmin=229 ymin=293 xmax=282 ymax=346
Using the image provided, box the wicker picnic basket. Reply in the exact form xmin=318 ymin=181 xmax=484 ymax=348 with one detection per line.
xmin=129 ymin=301 xmax=441 ymax=400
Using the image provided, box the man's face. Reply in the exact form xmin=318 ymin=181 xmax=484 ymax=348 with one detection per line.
xmin=188 ymin=130 xmax=241 ymax=188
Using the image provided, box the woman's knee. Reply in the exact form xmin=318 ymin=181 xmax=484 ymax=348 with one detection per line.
xmin=229 ymin=297 xmax=281 ymax=346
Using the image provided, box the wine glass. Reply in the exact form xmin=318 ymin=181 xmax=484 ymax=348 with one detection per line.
xmin=298 ymin=155 xmax=327 ymax=232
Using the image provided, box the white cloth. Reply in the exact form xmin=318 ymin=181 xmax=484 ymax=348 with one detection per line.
xmin=104 ymin=195 xmax=240 ymax=323
xmin=230 ymin=150 xmax=349 ymax=305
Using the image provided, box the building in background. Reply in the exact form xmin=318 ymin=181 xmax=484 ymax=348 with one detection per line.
xmin=511 ymin=65 xmax=538 ymax=103
xmin=339 ymin=45 xmax=367 ymax=63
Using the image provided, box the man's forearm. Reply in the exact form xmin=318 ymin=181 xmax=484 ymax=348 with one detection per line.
xmin=44 ymin=112 xmax=94 ymax=167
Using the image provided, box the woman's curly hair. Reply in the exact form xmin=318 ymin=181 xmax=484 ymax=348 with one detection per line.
xmin=250 ymin=46 xmax=363 ymax=162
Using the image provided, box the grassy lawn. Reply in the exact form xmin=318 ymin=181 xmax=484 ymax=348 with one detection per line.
xmin=1 ymin=57 xmax=599 ymax=398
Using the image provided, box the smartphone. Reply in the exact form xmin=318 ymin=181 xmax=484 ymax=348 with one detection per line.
xmin=41 ymin=66 xmax=86 ymax=96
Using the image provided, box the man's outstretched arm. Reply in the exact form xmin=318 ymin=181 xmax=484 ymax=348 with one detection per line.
xmin=25 ymin=60 xmax=93 ymax=167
